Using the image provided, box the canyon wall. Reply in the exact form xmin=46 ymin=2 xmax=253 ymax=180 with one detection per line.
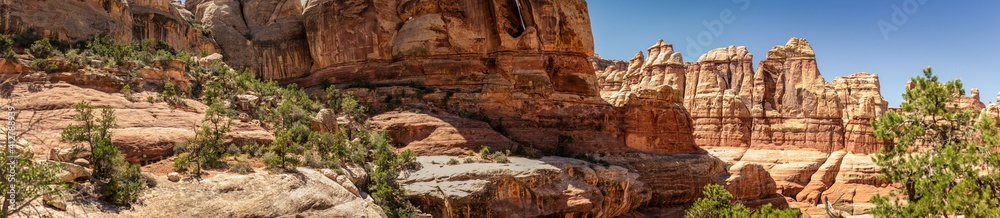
xmin=3 ymin=0 xmax=935 ymax=216
xmin=0 ymin=0 xmax=218 ymax=53
xmin=595 ymin=38 xmax=897 ymax=215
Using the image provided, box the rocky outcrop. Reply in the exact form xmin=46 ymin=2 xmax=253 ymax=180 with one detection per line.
xmin=302 ymin=0 xmax=593 ymax=71
xmin=952 ymin=88 xmax=986 ymax=112
xmin=401 ymin=156 xmax=650 ymax=217
xmin=131 ymin=1 xmax=220 ymax=53
xmin=370 ymin=111 xmax=517 ymax=155
xmin=833 ymin=73 xmax=888 ymax=153
xmin=750 ymin=38 xmax=844 ymax=152
xmin=984 ymin=92 xmax=1000 ymax=128
xmin=186 ymin=0 xmax=313 ymax=80
xmin=684 ymin=46 xmax=754 ymax=148
xmin=593 ymin=37 xmax=897 ymax=216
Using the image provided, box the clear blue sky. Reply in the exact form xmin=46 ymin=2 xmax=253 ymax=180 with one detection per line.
xmin=588 ymin=0 xmax=1000 ymax=106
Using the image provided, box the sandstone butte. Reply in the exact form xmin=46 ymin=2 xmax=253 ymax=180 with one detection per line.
xmin=1 ymin=0 xmax=995 ymax=217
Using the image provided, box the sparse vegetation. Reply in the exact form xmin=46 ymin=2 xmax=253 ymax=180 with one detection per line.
xmin=0 ymin=34 xmax=14 ymax=58
xmin=61 ymin=101 xmax=145 ymax=205
xmin=29 ymin=38 xmax=57 ymax=59
xmin=173 ymin=102 xmax=231 ymax=176
xmin=230 ymin=156 xmax=254 ymax=174
xmin=685 ymin=184 xmax=799 ymax=218
xmin=160 ymin=82 xmax=185 ymax=106
xmin=121 ymin=84 xmax=135 ymax=102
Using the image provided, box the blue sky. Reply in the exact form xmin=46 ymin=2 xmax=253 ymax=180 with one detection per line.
xmin=588 ymin=0 xmax=1000 ymax=106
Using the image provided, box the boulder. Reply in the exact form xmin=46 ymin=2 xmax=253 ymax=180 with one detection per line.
xmin=309 ymin=108 xmax=339 ymax=134
xmin=168 ymin=172 xmax=181 ymax=182
xmin=52 ymin=161 xmax=90 ymax=183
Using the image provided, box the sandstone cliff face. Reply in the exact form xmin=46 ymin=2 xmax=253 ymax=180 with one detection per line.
xmin=832 ymin=73 xmax=888 ymax=154
xmin=131 ymin=1 xmax=220 ymax=53
xmin=302 ymin=0 xmax=594 ymax=71
xmin=751 ymin=38 xmax=844 ymax=152
xmin=0 ymin=0 xmax=217 ymax=53
xmin=0 ymin=0 xmax=134 ymax=42
xmin=593 ymin=37 xmax=897 ymax=216
xmin=684 ymin=46 xmax=754 ymax=148
xmin=291 ymin=0 xmax=698 ymax=156
xmin=186 ymin=0 xmax=313 ymax=80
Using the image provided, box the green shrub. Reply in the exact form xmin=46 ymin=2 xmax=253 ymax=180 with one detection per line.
xmin=173 ymin=102 xmax=231 ymax=177
xmin=367 ymin=130 xmax=414 ymax=218
xmin=29 ymin=38 xmax=57 ymax=59
xmin=492 ymin=150 xmax=510 ymax=164
xmin=121 ymin=84 xmax=135 ymax=102
xmin=447 ymin=158 xmax=460 ymax=165
xmin=30 ymin=58 xmax=47 ymax=70
xmin=0 ymin=34 xmax=14 ymax=58
xmin=265 ymin=123 xmax=309 ymax=170
xmin=478 ymin=146 xmax=490 ymax=160
xmin=685 ymin=184 xmax=798 ymax=218
xmin=0 ymin=140 xmax=62 ymax=216
xmin=161 ymin=82 xmax=185 ymax=106
xmin=61 ymin=101 xmax=116 ymax=178
xmin=61 ymin=102 xmax=145 ymax=205
xmin=102 ymin=158 xmax=146 ymax=205
xmin=230 ymin=156 xmax=254 ymax=174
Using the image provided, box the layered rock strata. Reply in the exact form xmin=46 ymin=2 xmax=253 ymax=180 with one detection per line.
xmin=832 ymin=73 xmax=888 ymax=154
xmin=750 ymin=38 xmax=844 ymax=152
xmin=593 ymin=37 xmax=895 ymax=216
xmin=684 ymin=46 xmax=754 ymax=148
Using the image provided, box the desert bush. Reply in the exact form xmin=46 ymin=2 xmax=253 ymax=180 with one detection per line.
xmin=29 ymin=38 xmax=57 ymax=59
xmin=0 ymin=34 xmax=14 ymax=58
xmin=685 ymin=184 xmax=798 ymax=218
xmin=230 ymin=156 xmax=254 ymax=174
xmin=61 ymin=102 xmax=145 ymax=205
xmin=160 ymin=82 xmax=185 ymax=106
xmin=173 ymin=102 xmax=231 ymax=176
xmin=102 ymin=157 xmax=146 ymax=205
xmin=121 ymin=84 xmax=135 ymax=102
xmin=367 ymin=130 xmax=415 ymax=218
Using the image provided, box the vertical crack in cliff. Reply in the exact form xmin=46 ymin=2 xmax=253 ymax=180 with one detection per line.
xmin=513 ymin=0 xmax=526 ymax=30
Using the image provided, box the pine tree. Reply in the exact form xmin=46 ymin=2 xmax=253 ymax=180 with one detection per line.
xmin=871 ymin=67 xmax=1000 ymax=217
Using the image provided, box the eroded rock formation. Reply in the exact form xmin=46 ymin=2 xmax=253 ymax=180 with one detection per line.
xmin=684 ymin=46 xmax=754 ymax=148
xmin=833 ymin=73 xmax=888 ymax=154
xmin=593 ymin=37 xmax=897 ymax=216
xmin=186 ymin=0 xmax=313 ymax=80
